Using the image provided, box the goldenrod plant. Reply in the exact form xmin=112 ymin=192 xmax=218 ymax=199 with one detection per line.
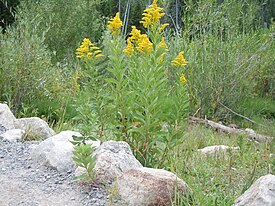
xmin=90 ymin=0 xmax=189 ymax=167
xmin=74 ymin=38 xmax=107 ymax=142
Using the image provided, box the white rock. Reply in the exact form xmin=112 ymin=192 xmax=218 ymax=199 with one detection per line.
xmin=0 ymin=103 xmax=16 ymax=130
xmin=198 ymin=145 xmax=239 ymax=155
xmin=233 ymin=174 xmax=275 ymax=206
xmin=15 ymin=117 xmax=55 ymax=140
xmin=93 ymin=141 xmax=142 ymax=183
xmin=31 ymin=131 xmax=92 ymax=172
xmin=74 ymin=166 xmax=87 ymax=177
xmin=1 ymin=129 xmax=25 ymax=141
xmin=117 ymin=167 xmax=190 ymax=206
xmin=245 ymin=128 xmax=256 ymax=135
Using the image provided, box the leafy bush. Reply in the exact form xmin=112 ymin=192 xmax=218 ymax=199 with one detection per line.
xmin=169 ymin=0 xmax=275 ymax=120
xmin=0 ymin=2 xmax=78 ymax=122
xmin=0 ymin=0 xmax=20 ymax=31
xmin=16 ymin=0 xmax=106 ymax=62
xmin=0 ymin=4 xmax=56 ymax=113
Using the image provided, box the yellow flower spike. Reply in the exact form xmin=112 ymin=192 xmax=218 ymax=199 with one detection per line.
xmin=180 ymin=73 xmax=187 ymax=84
xmin=157 ymin=37 xmax=168 ymax=64
xmin=95 ymin=54 xmax=104 ymax=58
xmin=83 ymin=38 xmax=93 ymax=45
xmin=158 ymin=37 xmax=168 ymax=50
xmin=159 ymin=23 xmax=169 ymax=33
xmin=136 ymin=34 xmax=153 ymax=54
xmin=157 ymin=53 xmax=165 ymax=64
xmin=124 ymin=39 xmax=134 ymax=56
xmin=107 ymin=12 xmax=123 ymax=35
xmin=171 ymin=51 xmax=188 ymax=67
xmin=140 ymin=0 xmax=165 ymax=29
xmin=94 ymin=50 xmax=102 ymax=55
xmin=129 ymin=26 xmax=142 ymax=41
xmin=76 ymin=38 xmax=104 ymax=61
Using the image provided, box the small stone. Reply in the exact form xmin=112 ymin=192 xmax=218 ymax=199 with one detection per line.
xmin=97 ymin=193 xmax=103 ymax=199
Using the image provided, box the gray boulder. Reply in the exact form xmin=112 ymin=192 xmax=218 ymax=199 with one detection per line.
xmin=1 ymin=129 xmax=25 ymax=142
xmin=15 ymin=117 xmax=55 ymax=140
xmin=117 ymin=167 xmax=190 ymax=206
xmin=93 ymin=141 xmax=142 ymax=184
xmin=31 ymin=131 xmax=101 ymax=172
xmin=233 ymin=174 xmax=275 ymax=206
xmin=0 ymin=103 xmax=16 ymax=130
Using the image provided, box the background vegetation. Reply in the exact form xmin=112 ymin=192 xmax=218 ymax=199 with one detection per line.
xmin=0 ymin=0 xmax=274 ymax=205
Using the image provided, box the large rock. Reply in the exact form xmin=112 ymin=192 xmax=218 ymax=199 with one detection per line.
xmin=198 ymin=145 xmax=239 ymax=155
xmin=93 ymin=141 xmax=142 ymax=183
xmin=31 ymin=131 xmax=99 ymax=172
xmin=233 ymin=174 xmax=275 ymax=206
xmin=0 ymin=129 xmax=25 ymax=142
xmin=117 ymin=167 xmax=190 ymax=206
xmin=15 ymin=117 xmax=55 ymax=140
xmin=0 ymin=103 xmax=16 ymax=130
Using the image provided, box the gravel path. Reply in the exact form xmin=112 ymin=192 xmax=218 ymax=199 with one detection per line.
xmin=0 ymin=138 xmax=109 ymax=206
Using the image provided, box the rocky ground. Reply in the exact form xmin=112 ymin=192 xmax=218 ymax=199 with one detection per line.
xmin=0 ymin=137 xmax=110 ymax=206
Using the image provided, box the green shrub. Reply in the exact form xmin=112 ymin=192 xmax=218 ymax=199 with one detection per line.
xmin=0 ymin=5 xmax=56 ymax=113
xmin=0 ymin=2 xmax=78 ymax=122
xmin=17 ymin=0 xmax=106 ymax=62
xmin=168 ymin=0 xmax=275 ymax=120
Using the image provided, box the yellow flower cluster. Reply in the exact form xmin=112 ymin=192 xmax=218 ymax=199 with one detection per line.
xmin=171 ymin=51 xmax=188 ymax=67
xmin=158 ymin=37 xmax=168 ymax=50
xmin=124 ymin=39 xmax=134 ymax=56
xmin=136 ymin=34 xmax=153 ymax=54
xmin=107 ymin=12 xmax=123 ymax=35
xmin=140 ymin=0 xmax=165 ymax=29
xmin=76 ymin=38 xmax=103 ymax=61
xmin=180 ymin=73 xmax=187 ymax=84
xmin=124 ymin=26 xmax=153 ymax=55
xmin=159 ymin=23 xmax=169 ymax=33
xmin=157 ymin=37 xmax=168 ymax=63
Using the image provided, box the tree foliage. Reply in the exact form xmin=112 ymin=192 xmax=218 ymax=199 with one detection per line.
xmin=0 ymin=0 xmax=20 ymax=32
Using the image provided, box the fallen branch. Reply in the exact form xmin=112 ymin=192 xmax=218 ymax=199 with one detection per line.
xmin=218 ymin=102 xmax=257 ymax=124
xmin=189 ymin=117 xmax=274 ymax=143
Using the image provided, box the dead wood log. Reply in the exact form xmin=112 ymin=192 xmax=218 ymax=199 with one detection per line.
xmin=189 ymin=117 xmax=274 ymax=143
